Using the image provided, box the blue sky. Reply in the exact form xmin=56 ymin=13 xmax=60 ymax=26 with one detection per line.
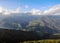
xmin=0 ymin=0 xmax=20 ymax=10
xmin=0 ymin=0 xmax=60 ymax=11
xmin=20 ymin=0 xmax=60 ymax=11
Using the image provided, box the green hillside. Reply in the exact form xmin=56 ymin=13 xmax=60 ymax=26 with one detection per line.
xmin=21 ymin=39 xmax=60 ymax=43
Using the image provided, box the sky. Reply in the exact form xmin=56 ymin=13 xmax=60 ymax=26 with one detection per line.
xmin=0 ymin=0 xmax=60 ymax=15
xmin=0 ymin=0 xmax=20 ymax=9
xmin=20 ymin=0 xmax=60 ymax=10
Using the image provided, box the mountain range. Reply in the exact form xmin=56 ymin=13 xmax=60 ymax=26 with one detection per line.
xmin=0 ymin=13 xmax=60 ymax=34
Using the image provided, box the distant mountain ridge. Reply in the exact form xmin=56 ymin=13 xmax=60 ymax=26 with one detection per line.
xmin=0 ymin=13 xmax=60 ymax=34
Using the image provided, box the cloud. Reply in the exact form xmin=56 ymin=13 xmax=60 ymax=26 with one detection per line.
xmin=0 ymin=4 xmax=60 ymax=15
xmin=10 ymin=7 xmax=20 ymax=14
xmin=43 ymin=4 xmax=60 ymax=15
xmin=3 ymin=9 xmax=10 ymax=15
xmin=0 ymin=7 xmax=20 ymax=15
xmin=0 ymin=7 xmax=3 ymax=13
xmin=24 ymin=4 xmax=60 ymax=15
xmin=29 ymin=8 xmax=42 ymax=15
xmin=25 ymin=4 xmax=60 ymax=15
xmin=0 ymin=7 xmax=10 ymax=15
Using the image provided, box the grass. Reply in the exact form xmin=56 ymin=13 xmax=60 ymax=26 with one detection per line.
xmin=20 ymin=39 xmax=60 ymax=43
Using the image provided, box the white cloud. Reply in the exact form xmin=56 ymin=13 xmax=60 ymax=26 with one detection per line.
xmin=0 ymin=7 xmax=4 ymax=13
xmin=0 ymin=7 xmax=10 ymax=15
xmin=24 ymin=4 xmax=60 ymax=15
xmin=43 ymin=4 xmax=60 ymax=15
xmin=0 ymin=4 xmax=60 ymax=15
xmin=30 ymin=8 xmax=42 ymax=15
xmin=0 ymin=7 xmax=20 ymax=15
xmin=10 ymin=7 xmax=20 ymax=13
xmin=3 ymin=9 xmax=10 ymax=15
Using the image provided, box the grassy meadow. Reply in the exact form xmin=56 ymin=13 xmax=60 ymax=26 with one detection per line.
xmin=20 ymin=39 xmax=60 ymax=43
